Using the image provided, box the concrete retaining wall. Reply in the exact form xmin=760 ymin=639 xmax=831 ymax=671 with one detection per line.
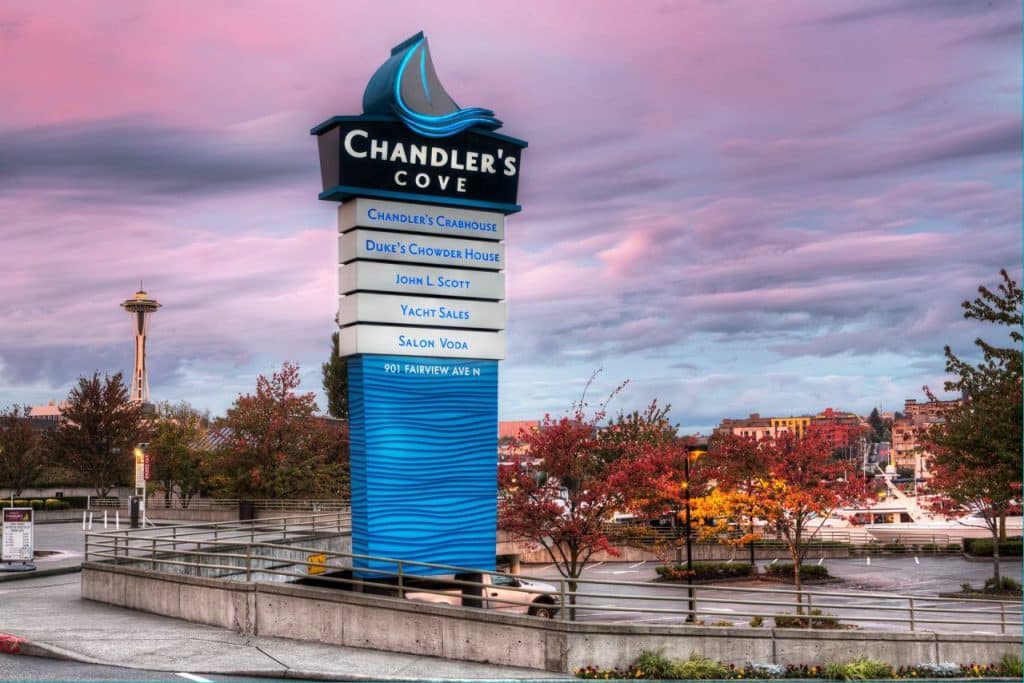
xmin=81 ymin=562 xmax=1021 ymax=674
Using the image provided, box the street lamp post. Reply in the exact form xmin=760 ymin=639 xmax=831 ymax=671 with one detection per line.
xmin=683 ymin=446 xmax=703 ymax=623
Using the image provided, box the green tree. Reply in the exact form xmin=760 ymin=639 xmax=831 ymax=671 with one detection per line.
xmin=213 ymin=362 xmax=349 ymax=499
xmin=148 ymin=402 xmax=210 ymax=508
xmin=321 ymin=331 xmax=348 ymax=420
xmin=48 ymin=372 xmax=143 ymax=497
xmin=0 ymin=405 xmax=46 ymax=497
xmin=924 ymin=271 xmax=1022 ymax=584
xmin=866 ymin=407 xmax=890 ymax=443
xmin=597 ymin=399 xmax=678 ymax=462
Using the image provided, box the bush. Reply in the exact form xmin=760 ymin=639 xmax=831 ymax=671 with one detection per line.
xmin=43 ymin=498 xmax=70 ymax=510
xmin=13 ymin=499 xmax=28 ymax=507
xmin=748 ymin=615 xmax=764 ymax=628
xmin=775 ymin=609 xmax=840 ymax=629
xmin=635 ymin=649 xmax=676 ymax=679
xmin=656 ymin=562 xmax=753 ymax=581
xmin=671 ymin=652 xmax=730 ymax=680
xmin=29 ymin=499 xmax=44 ymax=509
xmin=965 ymin=537 xmax=1023 ymax=557
xmin=982 ymin=576 xmax=1021 ymax=593
xmin=765 ymin=562 xmax=831 ymax=580
xmin=999 ymin=653 xmax=1023 ymax=678
xmin=823 ymin=657 xmax=893 ymax=680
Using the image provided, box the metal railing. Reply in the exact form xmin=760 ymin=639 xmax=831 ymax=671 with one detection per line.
xmin=84 ymin=518 xmax=1020 ymax=635
xmin=88 ymin=498 xmax=352 ymax=512
xmin=603 ymin=524 xmax=962 ymax=553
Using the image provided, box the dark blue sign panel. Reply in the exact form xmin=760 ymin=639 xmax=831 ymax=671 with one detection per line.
xmin=348 ymin=354 xmax=498 ymax=577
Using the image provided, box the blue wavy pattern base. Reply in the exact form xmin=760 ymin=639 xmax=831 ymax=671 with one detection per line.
xmin=349 ymin=354 xmax=498 ymax=577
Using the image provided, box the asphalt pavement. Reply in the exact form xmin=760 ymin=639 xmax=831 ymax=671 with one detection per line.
xmin=0 ymin=523 xmax=566 ymax=680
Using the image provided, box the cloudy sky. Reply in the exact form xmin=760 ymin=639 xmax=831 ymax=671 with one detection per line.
xmin=1 ymin=0 xmax=1019 ymax=432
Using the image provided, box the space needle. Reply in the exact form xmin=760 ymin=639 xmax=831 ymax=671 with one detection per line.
xmin=120 ymin=285 xmax=161 ymax=405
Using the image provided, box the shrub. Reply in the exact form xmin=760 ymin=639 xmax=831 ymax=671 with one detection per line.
xmin=774 ymin=608 xmax=840 ymax=629
xmin=999 ymin=653 xmax=1023 ymax=678
xmin=765 ymin=562 xmax=831 ymax=580
xmin=709 ymin=620 xmax=732 ymax=627
xmin=824 ymin=657 xmax=893 ymax=680
xmin=635 ymin=649 xmax=676 ymax=679
xmin=43 ymin=498 xmax=70 ymax=510
xmin=748 ymin=615 xmax=764 ymax=628
xmin=944 ymin=543 xmax=961 ymax=552
xmin=670 ymin=652 xmax=730 ymax=680
xmin=966 ymin=537 xmax=1023 ymax=558
xmin=655 ymin=562 xmax=753 ymax=581
xmin=983 ymin=576 xmax=1021 ymax=593
xmin=13 ymin=499 xmax=28 ymax=507
xmin=880 ymin=541 xmax=906 ymax=552
xmin=29 ymin=499 xmax=44 ymax=509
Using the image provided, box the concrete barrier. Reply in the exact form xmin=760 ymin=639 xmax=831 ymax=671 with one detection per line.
xmin=81 ymin=562 xmax=1021 ymax=673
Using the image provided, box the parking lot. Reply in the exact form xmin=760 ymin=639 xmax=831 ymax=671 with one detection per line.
xmin=523 ymin=556 xmax=1022 ymax=632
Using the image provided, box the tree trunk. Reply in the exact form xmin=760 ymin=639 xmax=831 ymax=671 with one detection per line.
xmin=567 ymin=579 xmax=578 ymax=621
xmin=999 ymin=512 xmax=1007 ymax=541
xmin=790 ymin=544 xmax=803 ymax=614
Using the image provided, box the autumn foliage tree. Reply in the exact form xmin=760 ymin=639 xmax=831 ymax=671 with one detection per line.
xmin=623 ymin=436 xmax=711 ymax=563
xmin=48 ymin=372 xmax=143 ymax=497
xmin=498 ymin=408 xmax=633 ymax=616
xmin=705 ymin=433 xmax=768 ymax=566
xmin=759 ymin=431 xmax=870 ymax=605
xmin=0 ymin=405 xmax=46 ymax=497
xmin=212 ymin=362 xmax=349 ymax=500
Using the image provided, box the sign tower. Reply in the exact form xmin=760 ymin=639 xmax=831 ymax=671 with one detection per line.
xmin=312 ymin=32 xmax=526 ymax=576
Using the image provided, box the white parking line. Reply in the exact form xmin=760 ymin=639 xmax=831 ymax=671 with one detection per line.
xmin=610 ymin=570 xmax=639 ymax=575
xmin=585 ymin=562 xmax=605 ymax=571
xmin=629 ymin=561 xmax=646 ymax=569
xmin=705 ymin=607 xmax=735 ymax=612
xmin=176 ymin=674 xmax=213 ymax=683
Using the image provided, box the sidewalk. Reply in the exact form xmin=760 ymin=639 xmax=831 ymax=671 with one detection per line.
xmin=0 ymin=529 xmax=566 ymax=680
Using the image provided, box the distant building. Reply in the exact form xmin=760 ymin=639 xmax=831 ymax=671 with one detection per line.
xmin=770 ymin=416 xmax=810 ymax=438
xmin=498 ymin=420 xmax=540 ymax=461
xmin=890 ymin=398 xmax=960 ymax=478
xmin=28 ymin=401 xmax=64 ymax=432
xmin=714 ymin=413 xmax=775 ymax=440
xmin=808 ymin=407 xmax=864 ymax=453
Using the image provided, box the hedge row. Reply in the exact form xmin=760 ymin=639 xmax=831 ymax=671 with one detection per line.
xmin=765 ymin=562 xmax=831 ymax=580
xmin=1 ymin=498 xmax=72 ymax=510
xmin=655 ymin=562 xmax=754 ymax=581
xmin=964 ymin=537 xmax=1023 ymax=557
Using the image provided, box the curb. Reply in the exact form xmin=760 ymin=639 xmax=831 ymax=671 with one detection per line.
xmin=0 ymin=633 xmax=109 ymax=665
xmin=0 ymin=564 xmax=81 ymax=583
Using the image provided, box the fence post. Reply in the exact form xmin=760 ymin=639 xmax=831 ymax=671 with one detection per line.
xmin=151 ymin=538 xmax=156 ymax=571
xmin=560 ymin=579 xmax=568 ymax=621
xmin=1000 ymin=602 xmax=1005 ymax=634
xmin=245 ymin=547 xmax=252 ymax=582
xmin=113 ymin=535 xmax=118 ymax=564
xmin=806 ymin=594 xmax=814 ymax=629
xmin=908 ymin=597 xmax=915 ymax=631
xmin=397 ymin=561 xmax=404 ymax=598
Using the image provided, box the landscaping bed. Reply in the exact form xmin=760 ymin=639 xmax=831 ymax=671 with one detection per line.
xmin=575 ymin=650 xmax=1023 ymax=680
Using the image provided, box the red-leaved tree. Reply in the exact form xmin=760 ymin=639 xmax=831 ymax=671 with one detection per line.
xmin=498 ymin=409 xmax=631 ymax=618
xmin=749 ymin=430 xmax=871 ymax=608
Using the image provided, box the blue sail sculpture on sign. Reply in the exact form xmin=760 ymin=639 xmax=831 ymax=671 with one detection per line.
xmin=362 ymin=32 xmax=503 ymax=138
